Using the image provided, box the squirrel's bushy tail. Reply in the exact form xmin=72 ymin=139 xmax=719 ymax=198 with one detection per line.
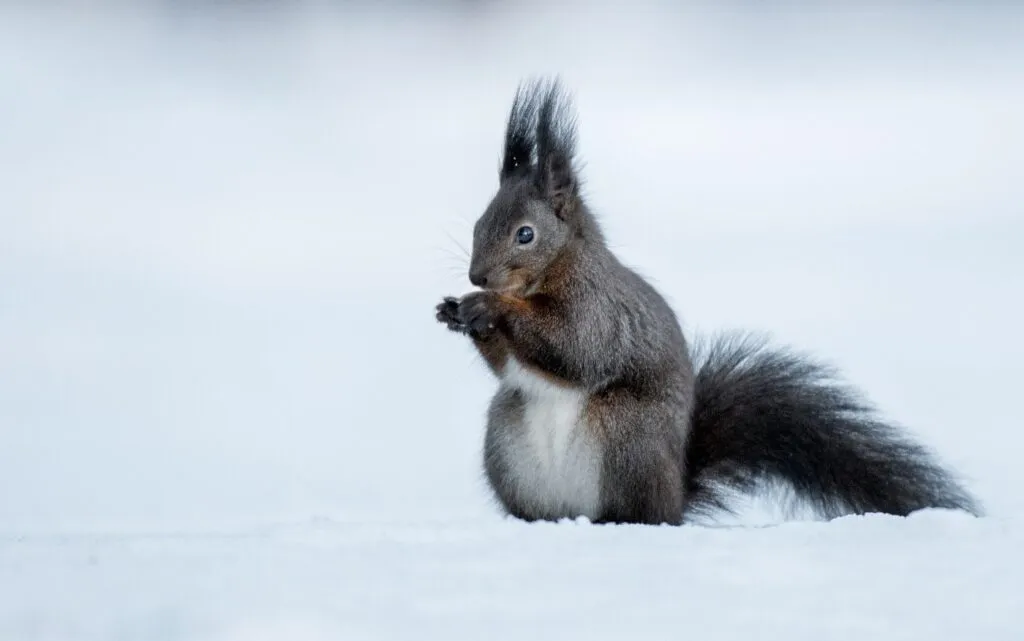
xmin=683 ymin=332 xmax=981 ymax=520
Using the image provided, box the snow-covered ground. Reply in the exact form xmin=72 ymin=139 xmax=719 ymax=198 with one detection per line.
xmin=2 ymin=2 xmax=1023 ymax=639
xmin=4 ymin=511 xmax=1021 ymax=640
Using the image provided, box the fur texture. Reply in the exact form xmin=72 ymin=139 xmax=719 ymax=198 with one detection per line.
xmin=436 ymin=76 xmax=981 ymax=525
xmin=684 ymin=332 xmax=981 ymax=519
xmin=485 ymin=356 xmax=603 ymax=521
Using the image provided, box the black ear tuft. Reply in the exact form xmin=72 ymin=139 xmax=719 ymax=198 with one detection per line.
xmin=500 ymin=81 xmax=543 ymax=182
xmin=499 ymin=77 xmax=582 ymax=218
xmin=533 ymin=78 xmax=580 ymax=220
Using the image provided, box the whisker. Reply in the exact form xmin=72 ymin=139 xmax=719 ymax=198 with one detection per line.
xmin=436 ymin=246 xmax=470 ymax=266
xmin=445 ymin=231 xmax=471 ymax=259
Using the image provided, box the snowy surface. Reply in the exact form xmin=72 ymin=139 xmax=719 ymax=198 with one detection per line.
xmin=4 ymin=511 xmax=1023 ymax=641
xmin=2 ymin=2 xmax=1024 ymax=639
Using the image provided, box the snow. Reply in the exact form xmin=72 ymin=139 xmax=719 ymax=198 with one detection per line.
xmin=2 ymin=1 xmax=1024 ymax=639
xmin=4 ymin=512 xmax=1022 ymax=640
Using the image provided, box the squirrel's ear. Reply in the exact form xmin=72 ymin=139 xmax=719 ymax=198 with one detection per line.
xmin=538 ymin=151 xmax=579 ymax=220
xmin=533 ymin=78 xmax=580 ymax=220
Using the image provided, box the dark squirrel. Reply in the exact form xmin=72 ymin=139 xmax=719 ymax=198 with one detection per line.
xmin=435 ymin=78 xmax=981 ymax=525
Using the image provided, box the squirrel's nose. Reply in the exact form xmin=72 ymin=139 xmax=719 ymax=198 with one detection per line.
xmin=469 ymin=270 xmax=488 ymax=288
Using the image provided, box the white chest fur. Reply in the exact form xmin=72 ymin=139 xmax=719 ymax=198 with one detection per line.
xmin=499 ymin=357 xmax=603 ymax=520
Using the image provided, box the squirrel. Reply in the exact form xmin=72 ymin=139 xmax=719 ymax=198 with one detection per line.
xmin=435 ymin=77 xmax=981 ymax=526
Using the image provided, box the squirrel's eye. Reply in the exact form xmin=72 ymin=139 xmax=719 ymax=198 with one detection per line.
xmin=515 ymin=226 xmax=535 ymax=245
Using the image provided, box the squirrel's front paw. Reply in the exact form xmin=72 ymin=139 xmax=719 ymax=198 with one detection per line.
xmin=457 ymin=291 xmax=501 ymax=337
xmin=435 ymin=296 xmax=469 ymax=334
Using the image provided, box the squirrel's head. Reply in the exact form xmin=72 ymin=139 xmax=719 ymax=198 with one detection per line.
xmin=468 ymin=78 xmax=596 ymax=297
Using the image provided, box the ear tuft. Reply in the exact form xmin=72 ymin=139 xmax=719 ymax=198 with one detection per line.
xmin=533 ymin=78 xmax=580 ymax=220
xmin=498 ymin=77 xmax=583 ymax=219
xmin=499 ymin=81 xmax=543 ymax=182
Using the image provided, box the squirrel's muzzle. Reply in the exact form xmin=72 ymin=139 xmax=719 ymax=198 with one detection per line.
xmin=469 ymin=269 xmax=488 ymax=288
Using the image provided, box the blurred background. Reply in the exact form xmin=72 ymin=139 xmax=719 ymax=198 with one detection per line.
xmin=1 ymin=0 xmax=1022 ymax=534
